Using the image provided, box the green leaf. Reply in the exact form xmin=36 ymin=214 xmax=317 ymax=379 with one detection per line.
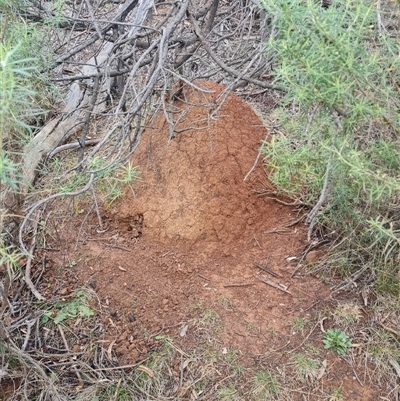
xmin=54 ymin=310 xmax=69 ymax=324
xmin=77 ymin=304 xmax=94 ymax=318
xmin=41 ymin=311 xmax=52 ymax=324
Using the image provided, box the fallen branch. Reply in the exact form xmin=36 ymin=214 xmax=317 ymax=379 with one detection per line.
xmin=190 ymin=11 xmax=284 ymax=91
xmin=306 ymin=108 xmax=341 ymax=240
xmin=223 ymin=283 xmax=255 ymax=288
xmin=25 ymin=219 xmax=46 ymax=301
xmin=19 ymin=174 xmax=95 ymax=256
xmin=254 ymin=262 xmax=282 ymax=278
xmin=258 ymin=275 xmax=291 ymax=294
xmin=331 ymin=266 xmax=368 ymax=293
xmin=5 ymin=340 xmax=65 ymax=400
xmin=243 ymin=129 xmax=271 ymax=181
xmin=379 ymin=321 xmax=400 ymax=338
xmin=48 ymin=139 xmax=101 ymax=158
xmin=388 ymin=356 xmax=400 ymax=379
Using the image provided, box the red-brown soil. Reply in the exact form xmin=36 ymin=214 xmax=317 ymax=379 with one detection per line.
xmin=43 ymin=81 xmax=377 ymax=399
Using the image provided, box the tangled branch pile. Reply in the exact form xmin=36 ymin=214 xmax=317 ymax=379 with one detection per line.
xmin=10 ymin=0 xmax=279 ymax=251
xmin=21 ymin=0 xmax=273 ymax=189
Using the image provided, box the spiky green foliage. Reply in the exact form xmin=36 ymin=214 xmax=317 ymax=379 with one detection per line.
xmin=0 ymin=1 xmax=47 ymax=274
xmin=260 ymin=0 xmax=400 ymax=292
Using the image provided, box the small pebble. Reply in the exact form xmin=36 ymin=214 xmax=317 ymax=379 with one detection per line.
xmin=59 ymin=288 xmax=68 ymax=296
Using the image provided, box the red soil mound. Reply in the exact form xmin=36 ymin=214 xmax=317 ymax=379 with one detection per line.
xmin=116 ymin=81 xmax=277 ymax=247
xmin=43 ymin=82 xmax=376 ymax=399
xmin=37 ymin=80 xmax=378 ymax=400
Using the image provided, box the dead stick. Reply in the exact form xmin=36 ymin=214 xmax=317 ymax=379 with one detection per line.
xmin=288 ymin=320 xmax=320 ymax=353
xmin=25 ymin=242 xmax=46 ymax=301
xmin=224 ymin=283 xmax=254 ymax=288
xmin=243 ymin=130 xmax=271 ymax=181
xmin=57 ymin=324 xmax=70 ymax=351
xmin=380 ymin=322 xmax=400 ymax=338
xmin=0 ymin=272 xmax=10 ymax=316
xmin=48 ymin=139 xmax=100 ymax=158
xmin=388 ymin=357 xmax=400 ymax=379
xmin=254 ymin=263 xmax=282 ymax=278
xmin=105 ymin=244 xmax=131 ymax=252
xmin=258 ymin=275 xmax=291 ymax=294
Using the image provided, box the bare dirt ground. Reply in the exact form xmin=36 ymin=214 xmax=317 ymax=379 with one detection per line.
xmin=39 ymin=82 xmax=378 ymax=399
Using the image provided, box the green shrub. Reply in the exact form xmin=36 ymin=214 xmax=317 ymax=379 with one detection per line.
xmin=0 ymin=0 xmax=52 ymax=274
xmin=259 ymin=0 xmax=400 ymax=291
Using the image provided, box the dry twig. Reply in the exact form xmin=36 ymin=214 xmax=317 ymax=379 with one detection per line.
xmin=258 ymin=275 xmax=291 ymax=294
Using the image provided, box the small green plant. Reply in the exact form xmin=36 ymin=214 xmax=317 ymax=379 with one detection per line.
xmin=155 ymin=335 xmax=173 ymax=344
xmin=291 ymin=316 xmax=307 ymax=335
xmin=216 ymin=384 xmax=238 ymax=401
xmin=0 ymin=243 xmax=22 ymax=275
xmin=328 ymin=388 xmax=344 ymax=401
xmin=0 ymin=44 xmax=42 ymax=143
xmin=323 ymin=329 xmax=352 ymax=356
xmin=375 ymin=259 xmax=400 ymax=296
xmin=222 ymin=347 xmax=238 ymax=363
xmin=96 ymin=161 xmax=139 ymax=208
xmin=193 ymin=307 xmax=222 ymax=333
xmin=268 ymin=327 xmax=277 ymax=338
xmin=245 ymin=320 xmax=258 ymax=334
xmin=251 ymin=370 xmax=281 ymax=400
xmin=129 ymin=340 xmax=179 ymax=397
xmin=103 ymin=180 xmax=125 ymax=207
xmin=42 ymin=289 xmax=94 ymax=324
xmin=0 ymin=155 xmax=23 ymax=191
xmin=233 ymin=364 xmax=244 ymax=376
xmin=0 ymin=8 xmax=49 ymax=268
xmin=96 ymin=385 xmax=132 ymax=401
xmin=118 ymin=162 xmax=139 ymax=185
xmin=292 ymin=353 xmax=320 ymax=382
xmin=218 ymin=295 xmax=235 ymax=311
xmin=333 ymin=303 xmax=362 ymax=327
xmin=304 ymin=343 xmax=320 ymax=356
xmin=47 ymin=159 xmax=139 ymax=209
